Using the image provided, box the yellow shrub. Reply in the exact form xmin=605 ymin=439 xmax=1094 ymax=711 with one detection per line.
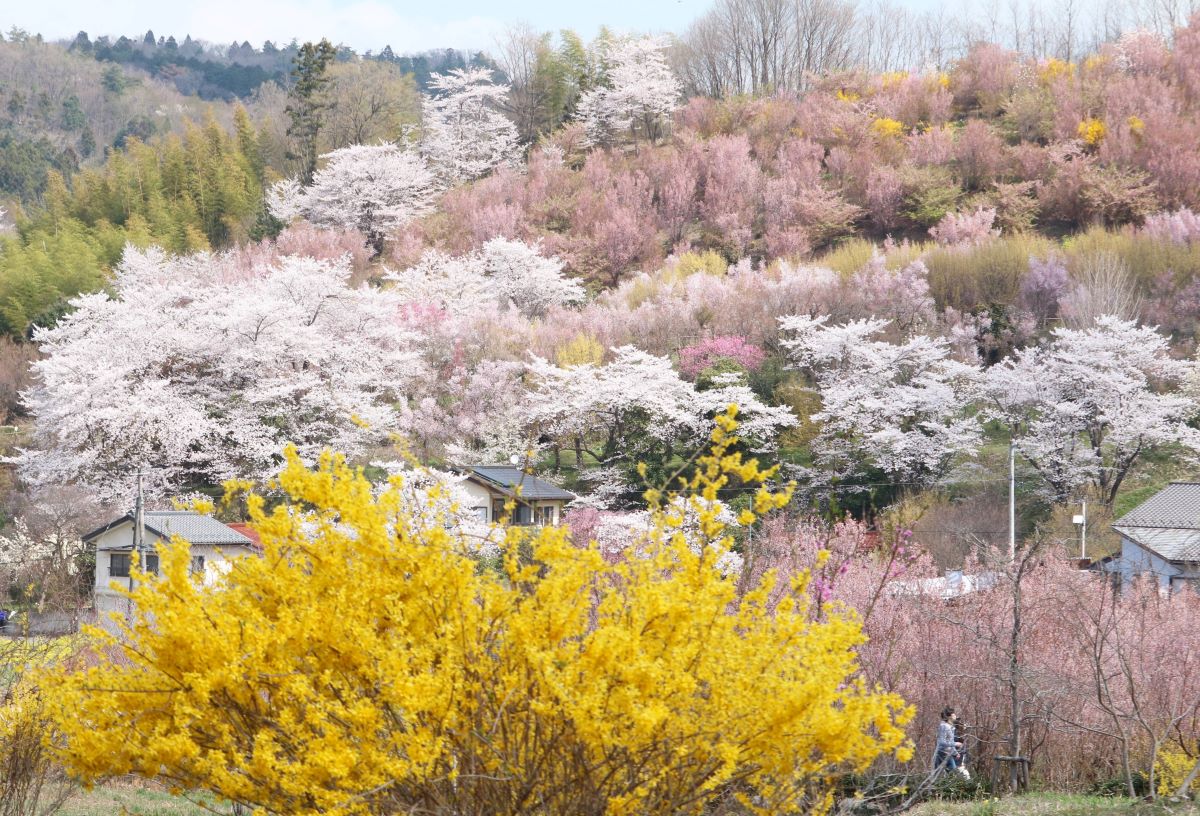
xmin=1078 ymin=117 xmax=1107 ymax=146
xmin=1128 ymin=115 xmax=1146 ymax=136
xmin=872 ymin=117 xmax=906 ymax=139
xmin=836 ymin=88 xmax=860 ymax=103
xmin=555 ymin=332 xmax=605 ymax=368
xmin=1038 ymin=58 xmax=1074 ymax=84
xmin=668 ymin=250 xmax=728 ymax=281
xmin=43 ymin=410 xmax=913 ymax=816
xmin=1155 ymin=748 xmax=1197 ymax=796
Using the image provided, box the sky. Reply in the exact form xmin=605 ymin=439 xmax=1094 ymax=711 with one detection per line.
xmin=5 ymin=0 xmax=707 ymax=55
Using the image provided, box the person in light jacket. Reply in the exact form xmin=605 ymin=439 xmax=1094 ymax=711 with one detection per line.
xmin=935 ymin=706 xmax=961 ymax=772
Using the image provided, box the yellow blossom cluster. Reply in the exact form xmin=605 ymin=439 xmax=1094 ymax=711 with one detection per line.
xmin=871 ymin=118 xmax=906 ymax=139
xmin=42 ymin=408 xmax=913 ymax=816
xmin=1038 ymin=57 xmax=1074 ymax=84
xmin=1077 ymin=117 xmax=1107 ymax=146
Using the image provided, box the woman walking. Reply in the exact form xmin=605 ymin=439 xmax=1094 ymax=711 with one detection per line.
xmin=935 ymin=707 xmax=962 ymax=773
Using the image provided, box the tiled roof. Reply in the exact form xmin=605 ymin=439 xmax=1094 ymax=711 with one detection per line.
xmin=1116 ymin=483 xmax=1200 ymax=528
xmin=1112 ymin=525 xmax=1200 ymax=563
xmin=467 ymin=466 xmax=576 ymax=501
xmin=1112 ymin=483 xmax=1200 ymax=563
xmin=86 ymin=511 xmax=253 ymax=548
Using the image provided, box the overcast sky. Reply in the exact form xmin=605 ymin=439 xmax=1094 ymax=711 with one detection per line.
xmin=5 ymin=0 xmax=706 ymax=54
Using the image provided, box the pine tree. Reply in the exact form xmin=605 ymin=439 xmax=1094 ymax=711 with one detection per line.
xmin=285 ymin=39 xmax=337 ymax=185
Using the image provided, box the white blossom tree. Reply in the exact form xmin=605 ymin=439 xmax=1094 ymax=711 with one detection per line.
xmin=576 ymin=36 xmax=681 ymax=146
xmin=420 ymin=67 xmax=521 ymax=184
xmin=525 ymin=346 xmax=795 ymax=505
xmin=267 ymin=143 xmax=437 ymax=255
xmin=386 ymin=238 xmax=585 ymax=318
xmin=982 ymin=316 xmax=1200 ymax=505
xmin=17 ymin=246 xmax=426 ymax=503
xmin=780 ymin=315 xmax=982 ymax=489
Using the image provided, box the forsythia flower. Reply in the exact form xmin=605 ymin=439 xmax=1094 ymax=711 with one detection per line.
xmin=1078 ymin=117 xmax=1106 ymax=146
xmin=1127 ymin=115 xmax=1145 ymax=136
xmin=871 ymin=118 xmax=906 ymax=139
xmin=836 ymin=88 xmax=860 ymax=103
xmin=1038 ymin=57 xmax=1073 ymax=83
xmin=42 ymin=408 xmax=912 ymax=816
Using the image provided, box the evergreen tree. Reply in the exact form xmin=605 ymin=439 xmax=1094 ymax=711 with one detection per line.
xmin=285 ymin=39 xmax=337 ymax=184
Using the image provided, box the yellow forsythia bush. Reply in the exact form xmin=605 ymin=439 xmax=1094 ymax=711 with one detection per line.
xmin=43 ymin=409 xmax=913 ymax=815
xmin=1156 ymin=748 xmax=1198 ymax=797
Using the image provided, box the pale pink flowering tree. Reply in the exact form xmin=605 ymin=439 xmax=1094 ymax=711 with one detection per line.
xmin=420 ymin=67 xmax=521 ymax=185
xmin=18 ymin=246 xmax=426 ymax=503
xmin=386 ymin=238 xmax=585 ymax=319
xmin=982 ymin=316 xmax=1200 ymax=505
xmin=929 ymin=207 xmax=1000 ymax=247
xmin=524 ymin=346 xmax=794 ymax=504
xmin=1140 ymin=208 xmax=1200 ymax=244
xmin=576 ymin=35 xmax=680 ymax=145
xmin=780 ymin=315 xmax=982 ymax=488
xmin=268 ymin=143 xmax=437 ymax=255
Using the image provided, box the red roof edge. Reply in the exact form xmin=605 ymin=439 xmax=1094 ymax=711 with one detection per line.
xmin=225 ymin=523 xmax=263 ymax=551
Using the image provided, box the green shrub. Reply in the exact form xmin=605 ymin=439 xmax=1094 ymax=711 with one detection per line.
xmin=925 ymin=233 xmax=1057 ymax=312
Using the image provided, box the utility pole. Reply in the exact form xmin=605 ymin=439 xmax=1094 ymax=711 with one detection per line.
xmin=1074 ymin=499 xmax=1087 ymax=559
xmin=1008 ymin=441 xmax=1016 ymax=561
xmin=1081 ymin=499 xmax=1087 ymax=559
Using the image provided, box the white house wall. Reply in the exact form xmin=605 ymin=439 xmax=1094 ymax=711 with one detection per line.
xmin=461 ymin=481 xmax=495 ymax=521
xmin=93 ymin=523 xmax=254 ymax=596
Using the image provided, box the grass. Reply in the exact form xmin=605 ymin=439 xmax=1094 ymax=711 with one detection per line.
xmin=910 ymin=792 xmax=1200 ymax=816
xmin=59 ymin=780 xmax=233 ymax=816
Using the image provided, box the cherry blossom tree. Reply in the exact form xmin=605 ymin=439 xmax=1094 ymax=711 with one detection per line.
xmin=386 ymin=238 xmax=586 ymax=318
xmin=982 ymin=316 xmax=1200 ymax=506
xmin=525 ymin=346 xmax=795 ymax=505
xmin=576 ymin=36 xmax=681 ymax=146
xmin=17 ymin=246 xmax=426 ymax=503
xmin=780 ymin=316 xmax=982 ymax=490
xmin=268 ymin=143 xmax=437 ymax=255
xmin=420 ymin=67 xmax=521 ymax=184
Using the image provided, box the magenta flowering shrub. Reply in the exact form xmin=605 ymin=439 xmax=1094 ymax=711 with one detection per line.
xmin=678 ymin=335 xmax=767 ymax=379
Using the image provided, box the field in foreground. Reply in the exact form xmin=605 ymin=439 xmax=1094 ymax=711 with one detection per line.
xmin=911 ymin=793 xmax=1200 ymax=816
xmin=56 ymin=786 xmax=1200 ymax=816
xmin=59 ymin=781 xmax=223 ymax=816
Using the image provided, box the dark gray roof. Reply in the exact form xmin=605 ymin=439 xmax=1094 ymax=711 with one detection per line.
xmin=85 ymin=511 xmax=253 ymax=548
xmin=1113 ymin=483 xmax=1200 ymax=563
xmin=466 ymin=466 xmax=576 ymax=501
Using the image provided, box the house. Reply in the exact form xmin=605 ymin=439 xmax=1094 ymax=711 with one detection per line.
xmin=85 ymin=510 xmax=260 ymax=617
xmin=889 ymin=570 xmax=1001 ymax=601
xmin=1110 ymin=483 xmax=1200 ymax=593
xmin=458 ymin=466 xmax=575 ymax=526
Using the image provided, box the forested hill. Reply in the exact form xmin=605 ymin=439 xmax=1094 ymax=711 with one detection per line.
xmin=66 ymin=29 xmax=495 ymax=100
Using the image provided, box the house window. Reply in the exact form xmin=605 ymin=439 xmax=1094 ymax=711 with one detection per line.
xmin=472 ymin=506 xmax=488 ymax=523
xmin=512 ymin=504 xmax=532 ymax=526
xmin=535 ymin=505 xmax=556 ymax=526
xmin=110 ymin=553 xmax=130 ymax=578
xmin=112 ymin=552 xmax=158 ymax=577
xmin=191 ymin=555 xmax=205 ymax=575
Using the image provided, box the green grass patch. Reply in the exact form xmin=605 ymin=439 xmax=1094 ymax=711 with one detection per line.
xmin=60 ymin=780 xmax=231 ymax=816
xmin=910 ymin=792 xmax=1200 ymax=816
